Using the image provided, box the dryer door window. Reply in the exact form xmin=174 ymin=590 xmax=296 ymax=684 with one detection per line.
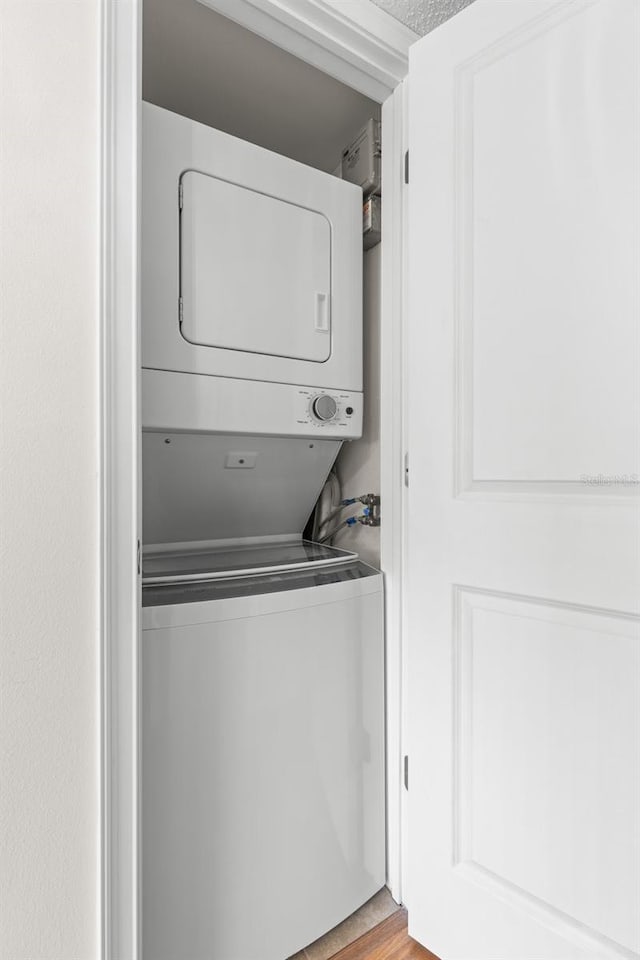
xmin=180 ymin=171 xmax=332 ymax=362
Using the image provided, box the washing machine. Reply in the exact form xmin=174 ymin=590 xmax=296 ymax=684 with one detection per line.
xmin=140 ymin=103 xmax=384 ymax=959
xmin=142 ymin=540 xmax=386 ymax=960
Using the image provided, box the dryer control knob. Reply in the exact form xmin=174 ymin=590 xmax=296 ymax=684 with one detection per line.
xmin=312 ymin=394 xmax=338 ymax=422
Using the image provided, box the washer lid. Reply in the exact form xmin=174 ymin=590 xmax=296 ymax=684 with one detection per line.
xmin=142 ymin=539 xmax=358 ymax=585
xmin=142 ymin=560 xmax=378 ymax=609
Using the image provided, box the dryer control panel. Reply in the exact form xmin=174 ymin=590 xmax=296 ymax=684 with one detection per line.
xmin=296 ymin=389 xmax=359 ymax=432
xmin=143 ymin=369 xmax=363 ymax=440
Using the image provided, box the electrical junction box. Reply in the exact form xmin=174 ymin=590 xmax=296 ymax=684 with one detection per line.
xmin=363 ymin=195 xmax=381 ymax=250
xmin=341 ymin=119 xmax=381 ymax=197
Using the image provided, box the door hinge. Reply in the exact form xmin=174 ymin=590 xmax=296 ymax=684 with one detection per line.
xmin=178 ymin=182 xmax=184 ymax=209
xmin=404 ymin=755 xmax=409 ymax=791
xmin=178 ymin=297 xmax=184 ymax=325
xmin=404 ymin=452 xmax=409 ymax=487
xmin=137 ymin=538 xmax=141 ymax=576
xmin=404 ymin=150 xmax=409 ymax=185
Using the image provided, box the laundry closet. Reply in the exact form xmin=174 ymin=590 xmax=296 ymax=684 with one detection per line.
xmin=140 ymin=1 xmax=387 ymax=958
xmin=92 ymin=2 xmax=640 ymax=960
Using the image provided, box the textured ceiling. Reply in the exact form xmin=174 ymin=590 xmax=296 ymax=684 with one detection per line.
xmin=368 ymin=0 xmax=476 ymax=36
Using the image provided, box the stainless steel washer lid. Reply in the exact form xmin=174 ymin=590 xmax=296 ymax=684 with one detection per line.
xmin=142 ymin=539 xmax=358 ymax=585
xmin=142 ymin=560 xmax=379 ymax=609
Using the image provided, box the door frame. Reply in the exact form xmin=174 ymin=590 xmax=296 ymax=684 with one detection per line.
xmin=101 ymin=1 xmax=412 ymax=954
xmin=101 ymin=0 xmax=141 ymax=957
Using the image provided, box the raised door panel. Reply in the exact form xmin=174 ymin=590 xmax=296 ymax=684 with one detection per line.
xmin=453 ymin=0 xmax=640 ymax=495
xmin=454 ymin=588 xmax=640 ymax=955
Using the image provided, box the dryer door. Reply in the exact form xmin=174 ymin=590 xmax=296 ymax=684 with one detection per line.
xmin=180 ymin=171 xmax=331 ymax=363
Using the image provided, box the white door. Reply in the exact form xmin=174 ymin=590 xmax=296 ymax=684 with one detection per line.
xmin=405 ymin=2 xmax=640 ymax=959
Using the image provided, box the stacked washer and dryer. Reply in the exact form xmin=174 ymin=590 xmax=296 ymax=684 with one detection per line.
xmin=141 ymin=103 xmax=385 ymax=960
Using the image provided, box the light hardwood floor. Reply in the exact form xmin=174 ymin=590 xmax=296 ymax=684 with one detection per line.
xmin=290 ymin=889 xmax=400 ymax=960
xmin=328 ymin=909 xmax=440 ymax=960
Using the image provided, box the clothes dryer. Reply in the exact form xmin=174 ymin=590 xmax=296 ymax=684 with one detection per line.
xmin=142 ymin=103 xmax=363 ymax=437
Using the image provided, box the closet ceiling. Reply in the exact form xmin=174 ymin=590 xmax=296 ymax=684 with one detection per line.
xmin=143 ymin=0 xmax=380 ymax=173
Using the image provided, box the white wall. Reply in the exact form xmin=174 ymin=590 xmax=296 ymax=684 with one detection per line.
xmin=143 ymin=0 xmax=380 ymax=173
xmin=334 ymin=246 xmax=381 ymax=568
xmin=0 ymin=3 xmax=101 ymax=957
